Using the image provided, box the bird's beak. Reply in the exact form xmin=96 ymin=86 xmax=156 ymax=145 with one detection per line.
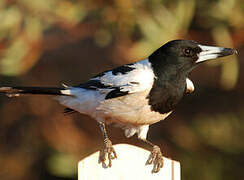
xmin=196 ymin=45 xmax=237 ymax=64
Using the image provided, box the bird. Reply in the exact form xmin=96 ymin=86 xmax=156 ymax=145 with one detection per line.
xmin=0 ymin=40 xmax=237 ymax=173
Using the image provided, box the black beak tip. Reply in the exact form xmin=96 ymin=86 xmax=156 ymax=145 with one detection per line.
xmin=223 ymin=48 xmax=238 ymax=56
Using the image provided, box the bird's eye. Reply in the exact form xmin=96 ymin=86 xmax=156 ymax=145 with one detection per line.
xmin=183 ymin=48 xmax=192 ymax=56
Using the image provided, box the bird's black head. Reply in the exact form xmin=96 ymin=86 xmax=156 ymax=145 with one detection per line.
xmin=147 ymin=40 xmax=236 ymax=113
xmin=149 ymin=39 xmax=237 ymax=76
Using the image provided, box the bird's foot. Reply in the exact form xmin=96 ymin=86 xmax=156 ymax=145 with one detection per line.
xmin=98 ymin=138 xmax=117 ymax=168
xmin=146 ymin=145 xmax=164 ymax=173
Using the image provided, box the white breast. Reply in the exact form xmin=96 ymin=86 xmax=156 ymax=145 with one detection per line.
xmin=96 ymin=90 xmax=172 ymax=126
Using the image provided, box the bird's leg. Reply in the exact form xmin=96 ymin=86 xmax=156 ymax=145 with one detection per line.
xmin=98 ymin=122 xmax=117 ymax=168
xmin=140 ymin=139 xmax=164 ymax=173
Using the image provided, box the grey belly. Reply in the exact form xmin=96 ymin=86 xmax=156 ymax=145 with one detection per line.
xmin=96 ymin=91 xmax=172 ymax=126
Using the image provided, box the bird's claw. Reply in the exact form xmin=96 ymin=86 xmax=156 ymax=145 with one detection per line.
xmin=146 ymin=145 xmax=164 ymax=173
xmin=98 ymin=138 xmax=117 ymax=168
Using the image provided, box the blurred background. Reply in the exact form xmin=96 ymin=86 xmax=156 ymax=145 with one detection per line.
xmin=0 ymin=0 xmax=243 ymax=179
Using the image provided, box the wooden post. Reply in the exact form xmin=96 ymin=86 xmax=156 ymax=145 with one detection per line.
xmin=78 ymin=144 xmax=180 ymax=180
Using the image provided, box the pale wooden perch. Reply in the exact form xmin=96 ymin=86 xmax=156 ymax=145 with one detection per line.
xmin=78 ymin=144 xmax=180 ymax=180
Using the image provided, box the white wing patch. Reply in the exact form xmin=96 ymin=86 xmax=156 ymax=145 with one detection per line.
xmin=56 ymin=59 xmax=156 ymax=117
xmin=92 ymin=59 xmax=155 ymax=94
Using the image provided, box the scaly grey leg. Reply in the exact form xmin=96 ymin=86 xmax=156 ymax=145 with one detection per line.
xmin=98 ymin=122 xmax=117 ymax=168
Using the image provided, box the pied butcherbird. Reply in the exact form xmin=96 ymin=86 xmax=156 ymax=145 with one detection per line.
xmin=0 ymin=40 xmax=237 ymax=173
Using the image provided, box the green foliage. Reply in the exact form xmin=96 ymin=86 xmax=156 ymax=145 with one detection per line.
xmin=47 ymin=151 xmax=77 ymax=177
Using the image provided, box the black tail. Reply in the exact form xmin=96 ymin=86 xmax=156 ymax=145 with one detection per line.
xmin=0 ymin=86 xmax=70 ymax=97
